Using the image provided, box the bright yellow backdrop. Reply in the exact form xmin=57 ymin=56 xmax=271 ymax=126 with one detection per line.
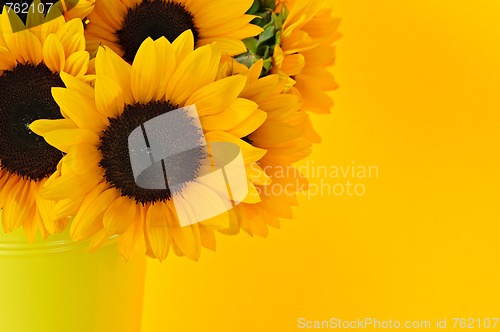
xmin=142 ymin=0 xmax=500 ymax=330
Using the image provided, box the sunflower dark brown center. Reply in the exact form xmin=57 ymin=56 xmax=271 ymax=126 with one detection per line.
xmin=116 ymin=0 xmax=199 ymax=63
xmin=99 ymin=101 xmax=204 ymax=205
xmin=0 ymin=63 xmax=65 ymax=181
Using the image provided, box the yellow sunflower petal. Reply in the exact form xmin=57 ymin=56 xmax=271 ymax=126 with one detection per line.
xmin=242 ymin=181 xmax=261 ymax=204
xmin=118 ymin=206 xmax=146 ymax=261
xmin=95 ymin=46 xmax=133 ymax=104
xmin=36 ymin=14 xmax=66 ymax=43
xmin=59 ymin=71 xmax=94 ymax=97
xmin=172 ymin=29 xmax=194 ymax=65
xmin=63 ymin=0 xmax=96 ymax=21
xmin=200 ymin=98 xmax=258 ymax=131
xmin=131 ymin=37 xmax=175 ymax=103
xmin=22 ymin=204 xmax=38 ymax=244
xmin=186 ymin=75 xmax=247 ymax=116
xmin=197 ymin=37 xmax=246 ymax=55
xmin=200 ymin=15 xmax=262 ymax=39
xmin=42 ymin=33 xmax=65 ymax=72
xmin=165 ymin=43 xmax=220 ymax=105
xmin=192 ymin=0 xmax=254 ymax=26
xmin=251 ymin=120 xmax=302 ymax=147
xmin=301 ymin=115 xmax=322 ymax=143
xmin=37 ymin=211 xmax=51 ymax=238
xmin=36 ymin=128 xmax=100 ymax=153
xmin=0 ymin=175 xmax=18 ymax=209
xmin=51 ymin=87 xmax=107 ymax=129
xmin=2 ymin=180 xmax=33 ymax=233
xmin=299 ymin=66 xmax=337 ymax=90
xmin=6 ymin=28 xmax=43 ymax=65
xmin=88 ymin=229 xmax=114 ymax=253
xmin=227 ymin=108 xmax=267 ymax=138
xmin=294 ymin=79 xmax=333 ymax=114
xmin=242 ymin=74 xmax=281 ymax=100
xmin=64 ymin=144 xmax=102 ymax=174
xmin=70 ymin=186 xmax=117 ymax=241
xmin=199 ymin=211 xmax=231 ymax=231
xmin=51 ymin=196 xmax=84 ymax=221
xmin=0 ymin=172 xmax=10 ymax=194
xmin=247 ymin=212 xmax=269 ymax=237
xmin=103 ymin=196 xmax=136 ymax=235
xmin=1 ymin=8 xmax=23 ymax=33
xmin=55 ymin=18 xmax=85 ymax=55
xmin=205 ymin=131 xmax=267 ymax=165
xmin=1 ymin=11 xmax=24 ymax=62
xmin=180 ymin=182 xmax=232 ymax=228
xmin=257 ymin=94 xmax=301 ymax=118
xmin=281 ymin=53 xmax=306 ymax=76
xmin=84 ymin=22 xmax=119 ymax=44
xmin=64 ymin=51 xmax=89 ymax=77
xmin=198 ymin=224 xmax=216 ymax=251
xmin=152 ymin=37 xmax=175 ymax=99
xmin=170 ymin=223 xmax=202 ymax=261
xmin=247 ymin=163 xmax=272 ymax=186
xmin=91 ymin=0 xmax=126 ymax=30
xmin=0 ymin=46 xmax=16 ymax=70
xmin=41 ymin=167 xmax=102 ymax=200
xmin=95 ymin=74 xmax=124 ymax=118
xmin=28 ymin=118 xmax=76 ymax=136
xmin=36 ymin=184 xmax=68 ymax=234
xmin=145 ymin=203 xmax=170 ymax=262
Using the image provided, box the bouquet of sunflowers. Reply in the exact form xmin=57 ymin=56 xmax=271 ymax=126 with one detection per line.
xmin=0 ymin=0 xmax=340 ymax=261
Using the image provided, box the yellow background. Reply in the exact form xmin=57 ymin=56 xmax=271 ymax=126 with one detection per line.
xmin=142 ymin=0 xmax=500 ymax=330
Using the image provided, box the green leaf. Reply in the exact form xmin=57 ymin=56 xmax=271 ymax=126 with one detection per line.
xmin=247 ymin=0 xmax=261 ymax=14
xmin=257 ymin=44 xmax=270 ymax=59
xmin=263 ymin=58 xmax=273 ymax=71
xmin=234 ymin=0 xmax=291 ymax=77
xmin=276 ymin=31 xmax=282 ymax=46
xmin=243 ymin=38 xmax=258 ymax=54
xmin=235 ymin=52 xmax=262 ymax=68
xmin=257 ymin=25 xmax=276 ymax=48
xmin=262 ymin=0 xmax=276 ymax=11
xmin=273 ymin=12 xmax=283 ymax=30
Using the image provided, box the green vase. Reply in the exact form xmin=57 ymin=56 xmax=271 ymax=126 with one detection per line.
xmin=0 ymin=223 xmax=146 ymax=332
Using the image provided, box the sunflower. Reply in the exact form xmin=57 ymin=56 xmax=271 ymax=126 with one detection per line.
xmin=31 ymin=30 xmax=270 ymax=261
xmin=0 ymin=9 xmax=90 ymax=241
xmin=217 ymin=59 xmax=310 ymax=236
xmin=275 ymin=0 xmax=340 ymax=110
xmin=84 ymin=0 xmax=262 ymax=63
xmin=236 ymin=0 xmax=340 ymax=142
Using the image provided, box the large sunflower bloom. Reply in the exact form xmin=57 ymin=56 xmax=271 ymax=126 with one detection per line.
xmin=219 ymin=59 xmax=310 ymax=236
xmin=31 ymin=31 xmax=269 ymax=261
xmin=84 ymin=0 xmax=262 ymax=63
xmin=0 ymin=9 xmax=90 ymax=241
